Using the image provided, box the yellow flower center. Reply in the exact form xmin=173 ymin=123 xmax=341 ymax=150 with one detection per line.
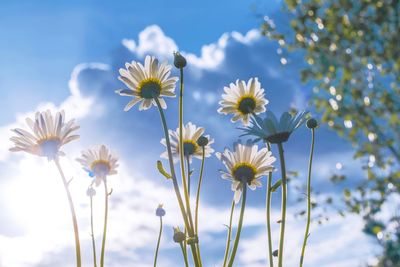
xmin=37 ymin=137 xmax=61 ymax=159
xmin=137 ymin=78 xmax=162 ymax=99
xmin=90 ymin=160 xmax=111 ymax=177
xmin=37 ymin=136 xmax=61 ymax=144
xmin=182 ymin=140 xmax=198 ymax=156
xmin=237 ymin=96 xmax=256 ymax=115
xmin=232 ymin=162 xmax=256 ymax=183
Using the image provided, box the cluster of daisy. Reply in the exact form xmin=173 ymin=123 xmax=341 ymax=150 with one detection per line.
xmin=9 ymin=110 xmax=118 ymax=267
xmin=116 ymin=52 xmax=318 ymax=267
xmin=9 ymin=50 xmax=318 ymax=267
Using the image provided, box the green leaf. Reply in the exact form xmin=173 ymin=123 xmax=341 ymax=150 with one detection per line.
xmin=270 ymin=179 xmax=282 ymax=192
xmin=157 ymin=160 xmax=171 ymax=179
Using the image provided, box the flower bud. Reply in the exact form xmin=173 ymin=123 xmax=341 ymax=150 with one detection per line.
xmin=197 ymin=136 xmax=209 ymax=147
xmin=156 ymin=204 xmax=166 ymax=217
xmin=173 ymin=227 xmax=186 ymax=243
xmin=174 ymin=52 xmax=187 ymax=68
xmin=306 ymin=118 xmax=318 ymax=129
xmin=86 ymin=187 xmax=96 ymax=197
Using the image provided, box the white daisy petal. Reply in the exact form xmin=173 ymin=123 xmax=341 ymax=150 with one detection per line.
xmin=124 ymin=98 xmax=141 ymax=111
xmin=218 ymin=77 xmax=268 ymax=125
xmin=9 ymin=110 xmax=79 ymax=160
xmin=117 ymin=56 xmax=178 ymax=111
xmin=234 ymin=188 xmax=243 ymax=204
xmin=216 ymin=142 xmax=275 ymax=200
xmin=77 ymin=145 xmax=118 ymax=183
xmin=160 ymin=122 xmax=213 ymax=163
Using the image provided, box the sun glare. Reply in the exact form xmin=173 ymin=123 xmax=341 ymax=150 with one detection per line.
xmin=2 ymin=155 xmax=95 ymax=265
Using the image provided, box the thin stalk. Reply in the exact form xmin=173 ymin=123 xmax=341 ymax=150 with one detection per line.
xmin=186 ymin=155 xmax=191 ymax=197
xmin=178 ymin=67 xmax=195 ymax=233
xmin=54 ymin=159 xmax=81 ymax=267
xmin=227 ymin=185 xmax=247 ymax=267
xmin=100 ymin=180 xmax=109 ymax=267
xmin=195 ymin=147 xmax=205 ymax=234
xmin=277 ymin=143 xmax=287 ymax=267
xmin=194 ymin=147 xmax=205 ymax=259
xmin=179 ymin=242 xmax=190 ymax=267
xmin=184 ymin=155 xmax=191 ymax=259
xmin=183 ymin=229 xmax=188 ymax=261
xmin=222 ymin=200 xmax=235 ymax=267
xmin=154 ymin=98 xmax=200 ymax=267
xmin=177 ymin=68 xmax=200 ymax=266
xmin=153 ymin=216 xmax=163 ymax=267
xmin=299 ymin=129 xmax=315 ymax=267
xmin=154 ymin=97 xmax=190 ymax=231
xmin=265 ymin=142 xmax=274 ymax=267
xmin=90 ymin=192 xmax=98 ymax=267
xmin=178 ymin=67 xmax=186 ymax=197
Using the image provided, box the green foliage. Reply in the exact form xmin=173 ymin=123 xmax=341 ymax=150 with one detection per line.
xmin=365 ymin=217 xmax=400 ymax=267
xmin=261 ymin=0 xmax=399 ymax=265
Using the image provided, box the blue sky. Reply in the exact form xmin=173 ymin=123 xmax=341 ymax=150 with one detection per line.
xmin=0 ymin=1 xmax=380 ymax=267
xmin=0 ymin=0 xmax=280 ymax=123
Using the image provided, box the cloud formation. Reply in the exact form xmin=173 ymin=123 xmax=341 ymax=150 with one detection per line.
xmin=0 ymin=25 xmax=375 ymax=267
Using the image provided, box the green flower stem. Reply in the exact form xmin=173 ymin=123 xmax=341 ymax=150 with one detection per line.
xmin=194 ymin=147 xmax=206 ymax=259
xmin=195 ymin=147 xmax=205 ymax=235
xmin=178 ymin=67 xmax=196 ymax=233
xmin=277 ymin=143 xmax=287 ymax=267
xmin=183 ymin=228 xmax=188 ymax=261
xmin=177 ymin=68 xmax=201 ymax=266
xmin=186 ymin=155 xmax=191 ymax=197
xmin=153 ymin=216 xmax=163 ymax=267
xmin=265 ymin=142 xmax=274 ymax=267
xmin=154 ymin=98 xmax=200 ymax=267
xmin=100 ymin=180 xmax=109 ymax=267
xmin=299 ymin=128 xmax=315 ymax=267
xmin=184 ymin=155 xmax=191 ymax=259
xmin=179 ymin=70 xmax=188 ymax=260
xmin=179 ymin=242 xmax=190 ymax=267
xmin=222 ymin=200 xmax=235 ymax=267
xmin=90 ymin=192 xmax=98 ymax=267
xmin=154 ymin=97 xmax=190 ymax=230
xmin=54 ymin=159 xmax=81 ymax=267
xmin=227 ymin=185 xmax=247 ymax=267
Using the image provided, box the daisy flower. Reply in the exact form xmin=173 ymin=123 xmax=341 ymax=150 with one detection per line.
xmin=240 ymin=110 xmax=309 ymax=144
xmin=9 ymin=110 xmax=79 ymax=160
xmin=161 ymin=122 xmax=214 ymax=163
xmin=216 ymin=141 xmax=276 ymax=203
xmin=77 ymin=145 xmax=118 ymax=185
xmin=116 ymin=55 xmax=178 ymax=111
xmin=218 ymin=78 xmax=268 ymax=125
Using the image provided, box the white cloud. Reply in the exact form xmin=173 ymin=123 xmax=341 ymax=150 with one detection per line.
xmin=239 ymin=212 xmax=378 ymax=267
xmin=185 ymin=29 xmax=261 ymax=70
xmin=121 ymin=25 xmax=262 ymax=71
xmin=0 ymin=63 xmax=99 ymax=162
xmin=0 ymin=24 xmax=377 ymax=267
xmin=122 ymin=25 xmax=178 ymax=60
xmin=68 ymin=63 xmax=109 ymax=97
